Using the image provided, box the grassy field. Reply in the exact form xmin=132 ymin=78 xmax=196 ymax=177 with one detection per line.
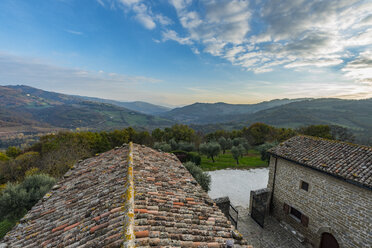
xmin=200 ymin=149 xmax=268 ymax=171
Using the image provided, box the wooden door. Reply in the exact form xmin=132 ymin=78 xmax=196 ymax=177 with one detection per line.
xmin=320 ymin=233 xmax=339 ymax=248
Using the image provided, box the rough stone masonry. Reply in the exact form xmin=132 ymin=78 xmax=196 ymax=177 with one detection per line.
xmin=267 ymin=136 xmax=372 ymax=248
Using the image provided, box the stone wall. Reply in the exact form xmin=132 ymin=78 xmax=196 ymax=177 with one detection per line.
xmin=214 ymin=196 xmax=231 ymax=219
xmin=267 ymin=156 xmax=372 ymax=248
xmin=249 ymin=188 xmax=270 ymax=227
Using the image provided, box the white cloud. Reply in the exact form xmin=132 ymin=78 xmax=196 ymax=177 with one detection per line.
xmin=135 ymin=13 xmax=156 ymax=29
xmin=66 ymin=30 xmax=83 ymax=35
xmin=100 ymin=0 xmax=173 ymax=30
xmin=96 ymin=0 xmax=105 ymax=7
xmin=162 ymin=30 xmax=193 ymax=45
xmin=155 ymin=14 xmax=173 ymax=26
xmin=191 ymin=47 xmax=200 ymax=54
xmin=164 ymin=0 xmax=372 ymax=83
xmin=119 ymin=0 xmax=141 ymax=5
xmin=342 ymin=51 xmax=372 ymax=84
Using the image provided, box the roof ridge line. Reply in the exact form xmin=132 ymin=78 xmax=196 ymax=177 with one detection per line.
xmin=122 ymin=142 xmax=135 ymax=248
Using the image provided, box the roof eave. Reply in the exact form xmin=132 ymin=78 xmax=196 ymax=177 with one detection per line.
xmin=269 ymin=152 xmax=372 ymax=191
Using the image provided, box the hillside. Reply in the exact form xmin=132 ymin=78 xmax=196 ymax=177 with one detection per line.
xmin=189 ymin=98 xmax=372 ymax=145
xmin=0 ymin=85 xmax=173 ymax=131
xmin=75 ymin=95 xmax=171 ymax=115
xmin=160 ymin=99 xmax=306 ymax=124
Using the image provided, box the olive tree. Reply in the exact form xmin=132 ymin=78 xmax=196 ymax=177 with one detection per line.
xmin=199 ymin=142 xmax=221 ymax=163
xmin=218 ymin=137 xmax=232 ymax=154
xmin=231 ymin=146 xmax=243 ymax=165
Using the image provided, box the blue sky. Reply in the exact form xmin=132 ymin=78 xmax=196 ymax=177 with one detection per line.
xmin=0 ymin=0 xmax=371 ymax=106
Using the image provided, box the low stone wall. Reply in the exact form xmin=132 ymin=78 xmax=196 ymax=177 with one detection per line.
xmin=267 ymin=156 xmax=372 ymax=247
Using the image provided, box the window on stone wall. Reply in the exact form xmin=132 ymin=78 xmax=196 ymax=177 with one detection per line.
xmin=300 ymin=180 xmax=309 ymax=191
xmin=286 ymin=205 xmax=309 ymax=227
xmin=290 ymin=206 xmax=302 ymax=221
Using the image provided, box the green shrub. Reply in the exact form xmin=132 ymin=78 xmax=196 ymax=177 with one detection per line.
xmin=20 ymin=174 xmax=56 ymax=208
xmin=184 ymin=162 xmax=211 ymax=192
xmin=178 ymin=141 xmax=195 ymax=152
xmin=172 ymin=151 xmax=201 ymax=165
xmin=153 ymin=142 xmax=172 ymax=152
xmin=0 ymin=152 xmax=10 ymax=162
xmin=5 ymin=146 xmax=21 ymax=158
xmin=187 ymin=152 xmax=201 ymax=165
xmin=0 ymin=174 xmax=56 ymax=220
xmin=0 ymin=183 xmax=28 ymax=219
xmin=0 ymin=218 xmax=16 ymax=239
xmin=0 ymin=152 xmax=40 ymax=184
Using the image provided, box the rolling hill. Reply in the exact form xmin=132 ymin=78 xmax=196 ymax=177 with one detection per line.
xmin=74 ymin=95 xmax=171 ymax=115
xmin=1 ymin=85 xmax=371 ymax=146
xmin=160 ymin=99 xmax=309 ymax=124
xmin=187 ymin=98 xmax=372 ymax=145
xmin=0 ymin=85 xmax=173 ymax=131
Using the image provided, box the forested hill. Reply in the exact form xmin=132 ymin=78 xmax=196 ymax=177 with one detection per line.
xmin=160 ymin=99 xmax=307 ymax=124
xmin=74 ymin=96 xmax=171 ymax=115
xmin=0 ymin=85 xmax=173 ymax=131
xmin=187 ymin=98 xmax=372 ymax=145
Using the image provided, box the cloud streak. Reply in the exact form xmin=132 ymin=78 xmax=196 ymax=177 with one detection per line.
xmin=0 ymin=53 xmax=162 ymax=101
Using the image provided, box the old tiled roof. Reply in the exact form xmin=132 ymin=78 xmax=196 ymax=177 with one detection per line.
xmin=268 ymin=135 xmax=372 ymax=189
xmin=1 ymin=143 xmax=249 ymax=247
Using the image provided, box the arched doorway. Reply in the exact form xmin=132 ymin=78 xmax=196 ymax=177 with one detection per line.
xmin=320 ymin=232 xmax=339 ymax=248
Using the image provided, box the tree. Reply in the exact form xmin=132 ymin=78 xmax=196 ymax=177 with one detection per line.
xmin=169 ymin=138 xmax=179 ymax=151
xmin=165 ymin=124 xmax=195 ymax=142
xmin=243 ymin=123 xmax=275 ymax=146
xmin=257 ymin=141 xmax=279 ymax=162
xmin=178 ymin=141 xmax=195 ymax=152
xmin=276 ymin=128 xmax=297 ymax=142
xmin=151 ymin=128 xmax=165 ymax=142
xmin=218 ymin=137 xmax=232 ymax=154
xmin=199 ymin=142 xmax=221 ymax=163
xmin=5 ymin=147 xmax=21 ymax=159
xmin=297 ymin=125 xmax=332 ymax=139
xmin=107 ymin=129 xmax=129 ymax=147
xmin=133 ymin=131 xmax=153 ymax=146
xmin=231 ymin=146 xmax=242 ymax=165
xmin=329 ymin=125 xmax=355 ymax=142
xmin=237 ymin=144 xmax=246 ymax=158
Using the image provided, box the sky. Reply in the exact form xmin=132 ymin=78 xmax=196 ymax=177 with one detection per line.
xmin=0 ymin=0 xmax=371 ymax=106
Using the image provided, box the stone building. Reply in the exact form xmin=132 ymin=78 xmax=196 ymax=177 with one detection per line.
xmin=1 ymin=143 xmax=249 ymax=247
xmin=267 ymin=135 xmax=372 ymax=248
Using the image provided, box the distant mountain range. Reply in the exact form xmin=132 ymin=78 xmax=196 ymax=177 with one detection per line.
xmin=160 ymin=99 xmax=308 ymax=124
xmin=1 ymin=85 xmax=371 ymax=145
xmin=0 ymin=85 xmax=173 ymax=131
xmin=74 ymin=95 xmax=171 ymax=115
xmin=186 ymin=99 xmax=372 ymax=145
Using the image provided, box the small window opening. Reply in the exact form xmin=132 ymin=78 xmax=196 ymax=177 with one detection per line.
xmin=290 ymin=206 xmax=302 ymax=221
xmin=300 ymin=181 xmax=309 ymax=191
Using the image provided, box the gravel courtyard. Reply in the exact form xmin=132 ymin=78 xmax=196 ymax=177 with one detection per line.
xmin=207 ymin=168 xmax=269 ymax=208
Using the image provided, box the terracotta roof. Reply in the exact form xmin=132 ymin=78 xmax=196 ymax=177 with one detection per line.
xmin=268 ymin=135 xmax=372 ymax=189
xmin=1 ymin=143 xmax=249 ymax=247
